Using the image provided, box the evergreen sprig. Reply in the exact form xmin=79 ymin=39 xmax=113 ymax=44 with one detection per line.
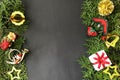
xmin=0 ymin=0 xmax=29 ymax=80
xmin=78 ymin=0 xmax=120 ymax=80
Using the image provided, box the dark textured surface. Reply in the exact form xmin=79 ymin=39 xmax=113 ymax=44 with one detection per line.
xmin=23 ymin=0 xmax=87 ymax=80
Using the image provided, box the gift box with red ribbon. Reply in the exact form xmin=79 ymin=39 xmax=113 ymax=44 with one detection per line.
xmin=89 ymin=50 xmax=112 ymax=71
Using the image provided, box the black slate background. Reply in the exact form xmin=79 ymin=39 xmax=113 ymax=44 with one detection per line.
xmin=23 ymin=0 xmax=87 ymax=80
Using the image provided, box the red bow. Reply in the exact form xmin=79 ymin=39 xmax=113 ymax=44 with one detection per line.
xmin=93 ymin=52 xmax=110 ymax=69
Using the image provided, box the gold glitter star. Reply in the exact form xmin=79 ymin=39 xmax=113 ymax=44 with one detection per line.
xmin=103 ymin=65 xmax=120 ymax=79
xmin=7 ymin=66 xmax=21 ymax=80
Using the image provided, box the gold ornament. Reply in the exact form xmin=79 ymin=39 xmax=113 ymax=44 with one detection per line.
xmin=6 ymin=48 xmax=29 ymax=64
xmin=7 ymin=66 xmax=21 ymax=80
xmin=98 ymin=0 xmax=114 ymax=16
xmin=10 ymin=11 xmax=25 ymax=26
xmin=103 ymin=65 xmax=120 ymax=79
xmin=105 ymin=35 xmax=119 ymax=48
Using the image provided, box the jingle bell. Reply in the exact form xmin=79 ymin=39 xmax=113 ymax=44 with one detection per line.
xmin=105 ymin=35 xmax=119 ymax=48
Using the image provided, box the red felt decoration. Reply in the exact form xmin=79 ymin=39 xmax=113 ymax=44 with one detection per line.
xmin=0 ymin=39 xmax=11 ymax=50
xmin=101 ymin=36 xmax=107 ymax=41
xmin=87 ymin=18 xmax=108 ymax=37
xmin=87 ymin=26 xmax=97 ymax=36
xmin=93 ymin=18 xmax=108 ymax=35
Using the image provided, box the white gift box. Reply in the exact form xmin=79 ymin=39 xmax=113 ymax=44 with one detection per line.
xmin=89 ymin=50 xmax=112 ymax=71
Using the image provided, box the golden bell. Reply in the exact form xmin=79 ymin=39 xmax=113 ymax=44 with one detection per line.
xmin=105 ymin=35 xmax=119 ymax=48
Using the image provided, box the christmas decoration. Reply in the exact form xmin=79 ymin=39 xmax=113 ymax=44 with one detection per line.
xmin=98 ymin=0 xmax=114 ymax=16
xmin=87 ymin=26 xmax=97 ymax=36
xmin=78 ymin=0 xmax=120 ymax=79
xmin=92 ymin=18 xmax=108 ymax=35
xmin=103 ymin=65 xmax=120 ymax=79
xmin=89 ymin=50 xmax=112 ymax=71
xmin=0 ymin=0 xmax=29 ymax=79
xmin=10 ymin=11 xmax=25 ymax=26
xmin=6 ymin=48 xmax=29 ymax=64
xmin=0 ymin=38 xmax=11 ymax=50
xmin=7 ymin=32 xmax=16 ymax=42
xmin=103 ymin=35 xmax=119 ymax=48
xmin=7 ymin=66 xmax=21 ymax=80
xmin=87 ymin=18 xmax=108 ymax=36
xmin=0 ymin=32 xmax=16 ymax=50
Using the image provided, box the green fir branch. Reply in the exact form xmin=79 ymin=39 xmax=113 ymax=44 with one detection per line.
xmin=0 ymin=0 xmax=29 ymax=80
xmin=79 ymin=0 xmax=120 ymax=80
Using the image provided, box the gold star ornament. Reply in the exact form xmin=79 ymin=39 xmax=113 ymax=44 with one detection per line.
xmin=98 ymin=0 xmax=114 ymax=16
xmin=7 ymin=66 xmax=21 ymax=80
xmin=103 ymin=65 xmax=120 ymax=79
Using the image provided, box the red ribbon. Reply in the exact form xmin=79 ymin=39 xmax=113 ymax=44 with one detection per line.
xmin=93 ymin=52 xmax=110 ymax=69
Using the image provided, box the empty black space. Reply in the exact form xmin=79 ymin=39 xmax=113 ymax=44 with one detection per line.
xmin=23 ymin=0 xmax=87 ymax=80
